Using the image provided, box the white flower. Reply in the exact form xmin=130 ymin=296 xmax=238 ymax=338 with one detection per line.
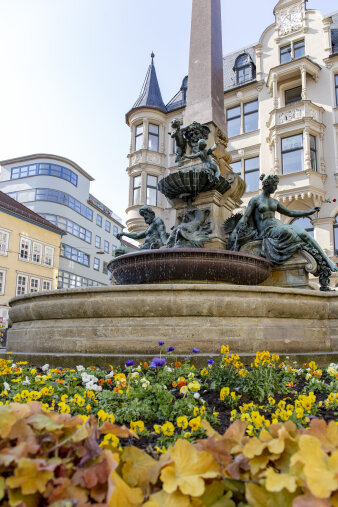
xmin=22 ymin=376 xmax=30 ymax=385
xmin=141 ymin=379 xmax=150 ymax=389
xmin=81 ymin=373 xmax=91 ymax=383
xmin=165 ymin=367 xmax=173 ymax=372
xmin=41 ymin=364 xmax=49 ymax=372
xmin=106 ymin=370 xmax=114 ymax=378
xmin=76 ymin=365 xmax=85 ymax=372
xmin=194 ymin=393 xmax=200 ymax=399
xmin=11 ymin=363 xmax=17 ymax=368
xmin=3 ymin=382 xmax=10 ymax=391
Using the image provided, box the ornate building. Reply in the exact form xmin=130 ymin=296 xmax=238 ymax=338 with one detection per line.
xmin=125 ymin=0 xmax=338 ymax=283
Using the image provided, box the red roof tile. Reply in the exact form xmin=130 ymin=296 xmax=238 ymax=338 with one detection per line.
xmin=0 ymin=190 xmax=64 ymax=235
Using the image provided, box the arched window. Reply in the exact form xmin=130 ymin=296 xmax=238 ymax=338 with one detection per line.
xmin=234 ymin=54 xmax=255 ymax=85
xmin=334 ymin=215 xmax=338 ymax=255
xmin=291 ymin=216 xmax=314 ymax=238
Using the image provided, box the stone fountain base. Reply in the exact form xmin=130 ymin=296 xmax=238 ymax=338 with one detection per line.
xmin=6 ymin=284 xmax=338 ymax=358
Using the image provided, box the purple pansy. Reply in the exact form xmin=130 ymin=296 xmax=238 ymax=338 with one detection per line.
xmin=208 ymin=359 xmax=215 ymax=365
xmin=193 ymin=348 xmax=200 ymax=353
xmin=149 ymin=357 xmax=167 ymax=368
xmin=167 ymin=346 xmax=175 ymax=352
xmin=125 ymin=360 xmax=134 ymax=367
xmin=158 ymin=341 xmax=165 ymax=346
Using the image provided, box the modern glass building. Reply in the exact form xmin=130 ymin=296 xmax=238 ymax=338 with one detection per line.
xmin=0 ymin=154 xmax=123 ymax=289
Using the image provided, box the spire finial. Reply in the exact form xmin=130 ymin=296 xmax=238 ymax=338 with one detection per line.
xmin=151 ymin=51 xmax=155 ymax=63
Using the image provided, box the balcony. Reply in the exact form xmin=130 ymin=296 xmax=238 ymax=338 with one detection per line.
xmin=267 ymin=100 xmax=325 ymax=130
xmin=267 ymin=57 xmax=321 ymax=95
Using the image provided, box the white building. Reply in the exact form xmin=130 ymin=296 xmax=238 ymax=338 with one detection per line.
xmin=0 ymin=154 xmax=123 ymax=289
xmin=125 ymin=0 xmax=338 ymax=283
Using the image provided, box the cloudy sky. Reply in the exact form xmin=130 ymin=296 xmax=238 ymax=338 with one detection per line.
xmin=0 ymin=0 xmax=337 ymax=223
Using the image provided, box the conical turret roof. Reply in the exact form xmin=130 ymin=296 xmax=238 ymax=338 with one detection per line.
xmin=126 ymin=53 xmax=166 ymax=123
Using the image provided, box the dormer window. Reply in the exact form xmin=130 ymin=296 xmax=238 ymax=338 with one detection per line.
xmin=234 ymin=54 xmax=255 ymax=85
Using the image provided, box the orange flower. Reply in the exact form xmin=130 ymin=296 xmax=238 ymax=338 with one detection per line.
xmin=144 ymin=362 xmax=148 ymax=368
xmin=286 ymin=381 xmax=294 ymax=387
xmin=172 ymin=381 xmax=178 ymax=388
xmin=178 ymin=380 xmax=187 ymax=388
xmin=106 ymin=379 xmax=112 ymax=385
xmin=89 ymin=366 xmax=96 ymax=370
xmin=99 ymin=379 xmax=104 ymax=385
xmin=114 ymin=387 xmax=119 ymax=393
xmin=175 ymin=362 xmax=181 ymax=367
xmin=55 ymin=379 xmax=64 ymax=384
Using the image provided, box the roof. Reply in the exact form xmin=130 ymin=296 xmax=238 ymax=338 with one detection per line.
xmin=0 ymin=190 xmax=64 ymax=235
xmin=0 ymin=154 xmax=94 ymax=182
xmin=88 ymin=193 xmax=123 ymax=225
xmin=126 ymin=53 xmax=166 ymax=123
xmin=166 ymin=76 xmax=188 ymax=113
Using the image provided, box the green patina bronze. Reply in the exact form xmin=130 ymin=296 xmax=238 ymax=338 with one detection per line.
xmin=116 ymin=205 xmax=168 ymax=252
xmin=225 ymin=174 xmax=338 ymax=291
xmin=183 ymin=139 xmax=220 ymax=183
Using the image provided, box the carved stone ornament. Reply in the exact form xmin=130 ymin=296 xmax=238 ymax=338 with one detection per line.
xmin=276 ymin=5 xmax=303 ymax=36
xmin=216 ymin=128 xmax=228 ymax=150
xmin=278 ymin=108 xmax=302 ymax=124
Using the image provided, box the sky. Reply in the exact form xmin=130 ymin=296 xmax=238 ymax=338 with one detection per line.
xmin=0 ymin=0 xmax=337 ymax=224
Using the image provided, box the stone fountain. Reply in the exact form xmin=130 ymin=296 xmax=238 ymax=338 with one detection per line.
xmin=4 ymin=0 xmax=338 ymax=363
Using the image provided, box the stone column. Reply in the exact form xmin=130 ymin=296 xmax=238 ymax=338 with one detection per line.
xmin=184 ymin=0 xmax=226 ymax=132
xmin=140 ymin=171 xmax=147 ymax=205
xmin=253 ymin=44 xmax=262 ymax=81
xmin=272 ymin=74 xmax=278 ymax=109
xmin=322 ymin=18 xmax=333 ymax=57
xmin=142 ymin=120 xmax=148 ymax=149
xmin=301 ymin=66 xmax=307 ymax=100
xmin=312 ymin=217 xmax=335 ymax=256
xmin=303 ymin=126 xmax=311 ymax=171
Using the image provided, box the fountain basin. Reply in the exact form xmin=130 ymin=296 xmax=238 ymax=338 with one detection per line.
xmin=108 ymin=248 xmax=272 ymax=285
xmin=158 ymin=168 xmax=233 ymax=200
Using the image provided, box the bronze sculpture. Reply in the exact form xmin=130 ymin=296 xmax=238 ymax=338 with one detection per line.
xmin=227 ymin=174 xmax=337 ymax=290
xmin=183 ymin=139 xmax=220 ymax=183
xmin=168 ymin=119 xmax=186 ymax=166
xmin=117 ymin=205 xmax=168 ymax=250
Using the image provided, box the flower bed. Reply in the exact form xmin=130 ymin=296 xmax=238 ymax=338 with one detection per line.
xmin=0 ymin=345 xmax=337 ymax=505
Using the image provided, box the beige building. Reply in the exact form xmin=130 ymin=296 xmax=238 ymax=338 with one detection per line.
xmin=0 ymin=190 xmax=63 ymax=325
xmin=124 ymin=0 xmax=338 ymax=283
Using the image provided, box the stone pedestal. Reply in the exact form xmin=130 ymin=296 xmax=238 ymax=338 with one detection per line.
xmin=240 ymin=241 xmax=318 ymax=289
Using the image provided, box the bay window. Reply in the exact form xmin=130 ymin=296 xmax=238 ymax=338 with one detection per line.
xmin=281 ymin=134 xmax=303 ymax=174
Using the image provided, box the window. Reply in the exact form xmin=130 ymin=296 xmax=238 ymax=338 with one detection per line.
xmin=294 ymin=40 xmax=305 ymax=59
xmin=234 ymin=54 xmax=255 ymax=85
xmin=32 ymin=242 xmax=42 ymax=264
xmin=147 ymin=175 xmax=158 ymax=206
xmin=0 ymin=270 xmax=6 ymax=295
xmin=16 ymin=274 xmax=28 ymax=296
xmin=0 ymin=230 xmax=9 ymax=256
xmin=94 ymin=258 xmax=100 ymax=271
xmin=44 ymin=246 xmax=54 ymax=267
xmin=105 ymin=220 xmax=111 ymax=233
xmin=282 ymin=134 xmax=303 ymax=174
xmin=35 ymin=189 xmax=93 ymax=221
xmin=243 ymin=100 xmax=258 ymax=133
xmin=29 ymin=277 xmax=40 ymax=293
xmin=285 ymin=86 xmax=302 ymax=106
xmin=57 ymin=270 xmax=101 ymax=289
xmin=61 ymin=244 xmax=90 ymax=266
xmin=334 ymin=216 xmax=338 ymax=256
xmin=244 ymin=157 xmax=260 ymax=192
xmin=11 ymin=162 xmax=78 ymax=186
xmin=135 ymin=124 xmax=143 ymax=151
xmin=310 ymin=135 xmax=317 ymax=172
xmin=133 ymin=175 xmax=141 ymax=205
xmin=227 ymin=101 xmax=258 ymax=137
xmin=104 ymin=240 xmax=109 ymax=253
xmin=230 ymin=161 xmax=241 ymax=176
xmin=291 ymin=217 xmax=314 ymax=238
xmin=227 ymin=106 xmax=241 ymax=137
xmin=335 ymin=75 xmax=338 ymax=106
xmin=95 ymin=236 xmax=101 ymax=249
xmin=96 ymin=214 xmax=102 ymax=227
xmin=103 ymin=261 xmax=108 ymax=274
xmin=148 ymin=124 xmax=159 ymax=151
xmin=39 ymin=214 xmax=92 ymax=243
xmin=42 ymin=280 xmax=52 ymax=291
xmin=19 ymin=238 xmax=31 ymax=261
xmin=113 ymin=225 xmax=119 ymax=237
xmin=280 ymin=44 xmax=291 ymax=64
xmin=280 ymin=40 xmax=304 ymax=64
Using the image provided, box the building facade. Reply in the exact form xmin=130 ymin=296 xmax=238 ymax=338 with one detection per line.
xmin=0 ymin=154 xmax=123 ymax=289
xmin=0 ymin=190 xmax=63 ymax=325
xmin=125 ymin=0 xmax=338 ymax=283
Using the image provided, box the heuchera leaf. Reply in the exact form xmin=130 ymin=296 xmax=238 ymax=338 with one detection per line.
xmin=245 ymin=482 xmax=297 ymax=507
xmin=0 ymin=406 xmax=17 ymax=439
xmin=160 ymin=438 xmax=220 ymax=497
xmin=108 ymin=470 xmax=143 ymax=507
xmin=144 ymin=488 xmax=191 ymax=507
xmin=122 ymin=446 xmax=163 ymax=490
xmin=263 ymin=467 xmax=298 ymax=493
xmin=6 ymin=458 xmax=54 ymax=495
xmin=303 ymin=419 xmax=338 ymax=453
xmin=290 ymin=435 xmax=338 ymax=498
